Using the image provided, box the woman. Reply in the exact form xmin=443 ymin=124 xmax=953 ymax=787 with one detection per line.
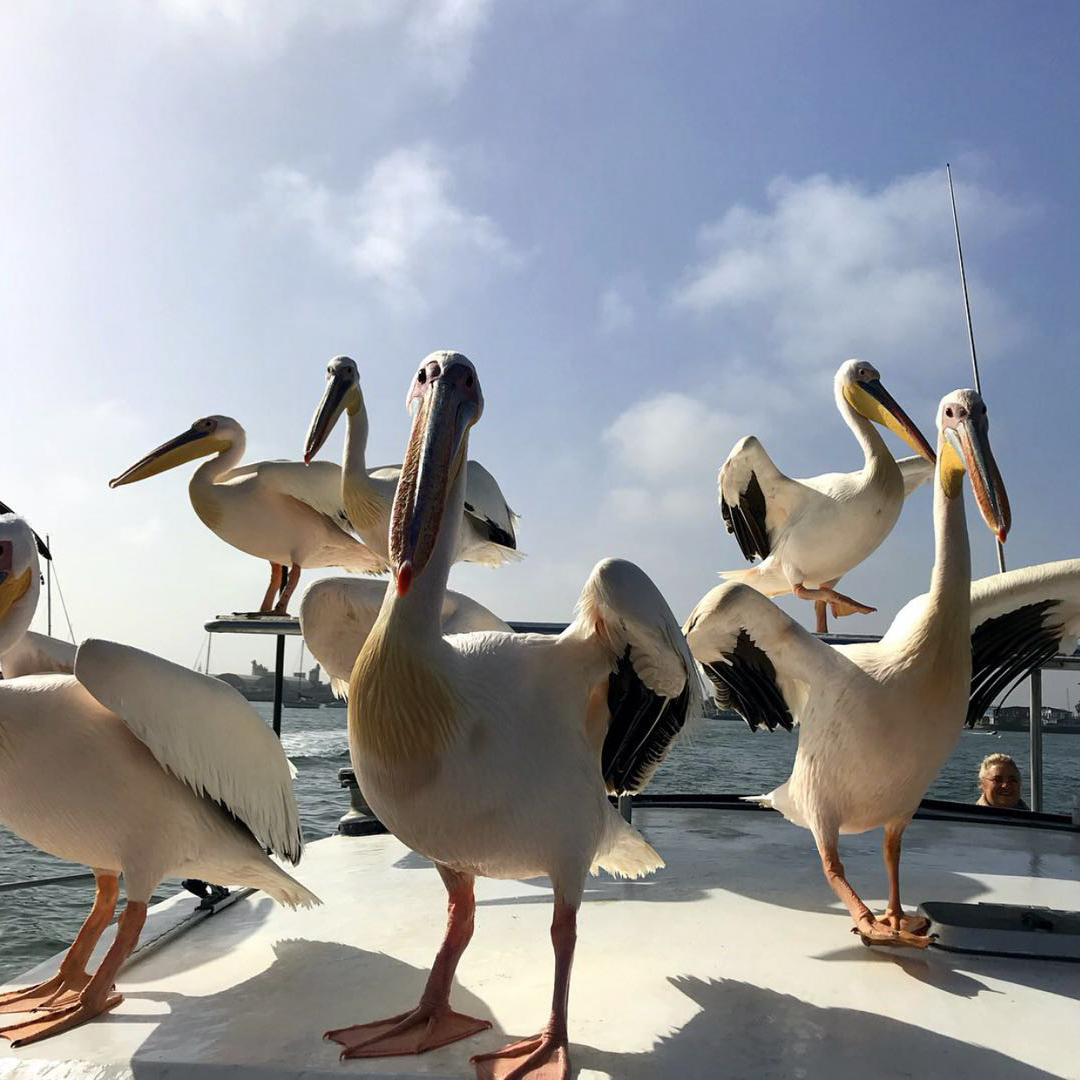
xmin=976 ymin=753 xmax=1029 ymax=809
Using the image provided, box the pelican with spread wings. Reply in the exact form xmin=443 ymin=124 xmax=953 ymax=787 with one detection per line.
xmin=719 ymin=359 xmax=936 ymax=631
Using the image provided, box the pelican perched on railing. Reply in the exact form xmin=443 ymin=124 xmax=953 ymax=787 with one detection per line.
xmin=110 ymin=415 xmax=387 ymax=613
xmin=687 ymin=388 xmax=1010 ymax=949
xmin=303 ymin=355 xmax=520 ymax=568
xmin=719 ymin=359 xmax=936 ymax=631
xmin=0 ymin=517 xmax=318 ymax=1046
xmin=299 ymin=577 xmax=510 ymax=699
xmin=325 ymin=353 xmax=700 ymax=1080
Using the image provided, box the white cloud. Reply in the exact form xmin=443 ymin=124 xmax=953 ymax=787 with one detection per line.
xmin=600 ymin=392 xmax=752 ymax=525
xmin=671 ymin=169 xmax=1033 ymax=371
xmin=598 ymin=284 xmax=634 ymax=334
xmin=259 ymin=144 xmax=515 ymax=312
xmin=156 ymin=0 xmax=494 ymax=86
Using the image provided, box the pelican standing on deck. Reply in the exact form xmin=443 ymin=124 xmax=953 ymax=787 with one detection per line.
xmin=109 ymin=415 xmax=387 ymax=614
xmin=303 ymin=355 xmax=519 ymax=568
xmin=325 ymin=352 xmax=700 ymax=1079
xmin=719 ymin=359 xmax=936 ymax=631
xmin=687 ymin=389 xmax=1009 ymax=948
xmin=0 ymin=516 xmax=318 ymax=1046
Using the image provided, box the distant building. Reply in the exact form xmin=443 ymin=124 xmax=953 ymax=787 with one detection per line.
xmin=215 ymin=658 xmax=332 ymax=704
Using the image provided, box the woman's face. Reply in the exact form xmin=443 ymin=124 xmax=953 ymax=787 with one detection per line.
xmin=981 ymin=764 xmax=1022 ymax=807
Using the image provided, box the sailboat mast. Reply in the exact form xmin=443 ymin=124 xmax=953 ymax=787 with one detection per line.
xmin=46 ymin=533 xmax=52 ymax=635
xmin=947 ymin=162 xmax=1006 ymax=572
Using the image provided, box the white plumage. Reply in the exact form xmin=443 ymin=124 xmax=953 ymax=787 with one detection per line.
xmin=303 ymin=355 xmax=520 ymax=569
xmin=0 ymin=630 xmax=76 ymax=678
xmin=0 ymin=517 xmax=317 ymax=1046
xmin=326 ymin=353 xmax=700 ymax=1079
xmin=110 ymin=414 xmax=386 ymax=613
xmin=298 ymin=576 xmax=510 ymax=699
xmin=688 ymin=388 xmax=1013 ymax=950
xmin=718 ymin=359 xmax=935 ymax=630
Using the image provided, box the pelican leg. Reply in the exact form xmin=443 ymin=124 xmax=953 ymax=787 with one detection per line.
xmin=325 ymin=865 xmax=491 ymax=1058
xmin=814 ymin=833 xmax=929 ymax=950
xmin=0 ymin=871 xmax=119 ymax=1014
xmin=793 ymin=583 xmax=875 ymax=619
xmin=273 ymin=563 xmax=302 ymax=615
xmin=0 ymin=900 xmax=145 ymax=1046
xmin=814 ymin=600 xmax=828 ymax=634
xmin=259 ymin=563 xmax=284 ymax=613
xmin=875 ymin=824 xmax=932 ymax=939
xmin=472 ymin=897 xmax=575 ymax=1080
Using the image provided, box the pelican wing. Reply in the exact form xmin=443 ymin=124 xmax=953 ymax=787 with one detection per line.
xmin=966 ymin=560 xmax=1080 ymax=726
xmin=300 ymin=577 xmax=511 ymax=699
xmin=897 ymin=454 xmax=935 ymax=497
xmin=685 ymin=582 xmax=842 ymax=732
xmin=0 ymin=631 xmax=76 ymax=678
xmin=568 ymin=558 xmax=702 ymax=794
xmin=718 ymin=436 xmax=797 ymax=561
xmin=462 ymin=460 xmax=520 ymax=564
xmin=74 ymin=639 xmax=303 ymax=863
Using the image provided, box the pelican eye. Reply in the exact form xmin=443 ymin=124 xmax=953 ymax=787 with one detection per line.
xmin=945 ymin=407 xmax=954 ymax=418
xmin=417 ymin=369 xmax=426 ymax=384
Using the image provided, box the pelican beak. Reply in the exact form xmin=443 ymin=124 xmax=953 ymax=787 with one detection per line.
xmin=389 ymin=362 xmax=479 ymax=595
xmin=850 ymin=379 xmax=937 ymax=463
xmin=0 ymin=566 xmax=32 ymax=624
xmin=945 ymin=419 xmax=1011 ymax=543
xmin=304 ymin=369 xmax=355 ymax=464
xmin=109 ymin=428 xmax=227 ymax=488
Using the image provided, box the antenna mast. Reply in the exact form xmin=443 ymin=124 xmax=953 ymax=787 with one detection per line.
xmin=46 ymin=533 xmax=52 ymax=635
xmin=947 ymin=162 xmax=1006 ymax=572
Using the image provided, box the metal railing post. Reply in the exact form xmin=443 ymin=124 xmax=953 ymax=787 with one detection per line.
xmin=272 ymin=634 xmax=285 ymax=737
xmin=1029 ymin=670 xmax=1043 ymax=812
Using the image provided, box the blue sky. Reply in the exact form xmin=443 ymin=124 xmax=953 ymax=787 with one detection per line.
xmin=3 ymin=2 xmax=1079 ymax=704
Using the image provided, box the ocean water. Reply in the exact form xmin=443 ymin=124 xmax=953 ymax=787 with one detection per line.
xmin=1 ymin=703 xmax=1077 ymax=984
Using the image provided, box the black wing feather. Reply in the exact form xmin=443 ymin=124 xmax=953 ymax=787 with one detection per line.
xmin=602 ymin=646 xmax=691 ymax=795
xmin=721 ymin=472 xmax=770 ymax=561
xmin=967 ymin=599 xmax=1062 ymax=726
xmin=701 ymin=629 xmax=793 ymax=733
xmin=463 ymin=501 xmax=516 ymax=549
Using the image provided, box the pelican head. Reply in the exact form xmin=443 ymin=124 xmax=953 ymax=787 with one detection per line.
xmin=0 ymin=515 xmax=40 ymax=649
xmin=937 ymin=388 xmax=1010 ymax=543
xmin=390 ymin=351 xmax=482 ymax=596
xmin=109 ymin=416 xmax=239 ymax=488
xmin=304 ymin=356 xmax=363 ymax=464
xmin=837 ymin=359 xmax=936 ymax=463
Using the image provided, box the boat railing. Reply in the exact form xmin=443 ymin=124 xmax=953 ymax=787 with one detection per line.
xmin=202 ymin=614 xmax=1080 ymax=816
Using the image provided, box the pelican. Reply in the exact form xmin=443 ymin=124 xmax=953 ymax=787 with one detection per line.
xmin=303 ymin=355 xmax=519 ymax=568
xmin=110 ymin=415 xmax=387 ymax=614
xmin=299 ymin=577 xmax=510 ymax=699
xmin=0 ymin=502 xmax=74 ymax=677
xmin=719 ymin=359 xmax=936 ymax=632
xmin=325 ymin=352 xmax=700 ymax=1080
xmin=0 ymin=517 xmax=318 ymax=1046
xmin=686 ymin=388 xmax=1009 ymax=948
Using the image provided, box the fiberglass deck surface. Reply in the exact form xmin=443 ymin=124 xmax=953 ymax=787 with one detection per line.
xmin=1 ymin=807 xmax=1078 ymax=1080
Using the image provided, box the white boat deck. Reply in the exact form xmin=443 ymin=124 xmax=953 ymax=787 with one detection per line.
xmin=1 ymin=806 xmax=1078 ymax=1079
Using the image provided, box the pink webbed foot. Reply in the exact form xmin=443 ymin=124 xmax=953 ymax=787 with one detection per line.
xmin=0 ymin=992 xmax=122 ymax=1046
xmin=0 ymin=972 xmax=93 ymax=1015
xmin=854 ymin=917 xmax=933 ymax=950
xmin=472 ymin=1031 xmax=570 ymax=1080
xmin=325 ymin=1003 xmax=491 ymax=1059
xmin=875 ymin=909 xmax=932 ymax=937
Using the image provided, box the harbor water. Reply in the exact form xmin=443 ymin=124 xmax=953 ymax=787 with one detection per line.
xmin=2 ymin=702 xmax=1077 ymax=984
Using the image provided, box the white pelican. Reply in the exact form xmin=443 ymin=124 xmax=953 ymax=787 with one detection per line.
xmin=110 ymin=415 xmax=387 ymax=613
xmin=686 ymin=388 xmax=1010 ymax=948
xmin=0 ymin=503 xmax=75 ymax=677
xmin=303 ymin=355 xmax=520 ymax=568
xmin=325 ymin=352 xmax=700 ymax=1079
xmin=299 ymin=576 xmax=510 ymax=699
xmin=719 ymin=359 xmax=936 ymax=632
xmin=0 ymin=520 xmax=318 ymax=1046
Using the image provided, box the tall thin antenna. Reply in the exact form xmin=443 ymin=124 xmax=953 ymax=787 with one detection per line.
xmin=45 ymin=533 xmax=52 ymax=635
xmin=947 ymin=162 xmax=1006 ymax=572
